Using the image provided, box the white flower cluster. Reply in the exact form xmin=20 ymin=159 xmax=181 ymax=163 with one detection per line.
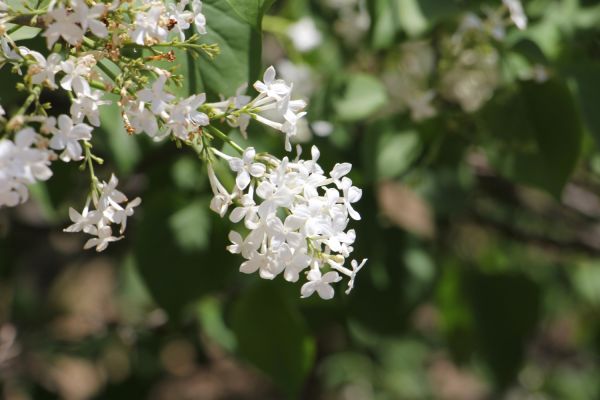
xmin=65 ymin=175 xmax=141 ymax=252
xmin=0 ymin=0 xmax=366 ymax=298
xmin=42 ymin=0 xmax=206 ymax=49
xmin=43 ymin=0 xmax=109 ymax=48
xmin=208 ymin=145 xmax=366 ymax=300
xmin=208 ymin=66 xmax=308 ymax=151
xmin=130 ymin=0 xmax=206 ymax=45
xmin=124 ymin=73 xmax=210 ymax=141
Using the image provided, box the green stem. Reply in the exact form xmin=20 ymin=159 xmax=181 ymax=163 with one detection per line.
xmin=205 ymin=125 xmax=244 ymax=154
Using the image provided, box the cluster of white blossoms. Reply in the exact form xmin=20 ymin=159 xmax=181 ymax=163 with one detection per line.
xmin=210 ymin=145 xmax=366 ymax=299
xmin=0 ymin=0 xmax=366 ymax=299
xmin=65 ymin=175 xmax=141 ymax=252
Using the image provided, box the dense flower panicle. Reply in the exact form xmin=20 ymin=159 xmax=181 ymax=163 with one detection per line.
xmin=0 ymin=0 xmax=366 ymax=298
xmin=209 ymin=145 xmax=367 ymax=299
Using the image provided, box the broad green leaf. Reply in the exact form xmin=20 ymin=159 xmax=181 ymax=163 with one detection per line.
xmin=571 ymin=261 xmax=600 ymax=307
xmin=483 ymin=80 xmax=583 ymax=197
xmin=566 ymin=64 xmax=600 ymax=150
xmin=99 ymin=100 xmax=141 ymax=175
xmin=335 ymin=74 xmax=387 ymax=122
xmin=231 ymin=281 xmax=315 ymax=398
xmin=223 ymin=0 xmax=275 ymax=29
xmin=196 ymin=296 xmax=236 ymax=352
xmin=188 ymin=0 xmax=268 ymax=99
xmin=521 ymin=79 xmax=583 ymax=196
xmin=396 ymin=0 xmax=428 ymax=37
xmin=376 ymin=129 xmax=420 ymax=179
xmin=371 ymin=0 xmax=398 ymax=50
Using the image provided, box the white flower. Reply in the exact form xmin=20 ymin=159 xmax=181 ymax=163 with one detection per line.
xmin=253 ymin=66 xmax=292 ymax=101
xmin=137 ymin=74 xmax=175 ymax=115
xmin=128 ymin=107 xmax=160 ymax=139
xmin=207 ymin=164 xmax=233 ymax=217
xmin=70 ymin=89 xmax=109 ymax=127
xmin=503 ymin=0 xmax=527 ymax=30
xmin=27 ymin=52 xmax=62 ymax=89
xmin=301 ymin=269 xmax=342 ymax=300
xmin=64 ymin=203 xmax=100 ymax=234
xmin=43 ymin=5 xmax=85 ymax=48
xmin=191 ymin=0 xmax=207 ymax=34
xmin=72 ymin=0 xmax=108 ymax=38
xmin=166 ymin=93 xmax=209 ymax=140
xmin=0 ymin=128 xmax=52 ymax=207
xmin=345 ymin=258 xmax=367 ymax=294
xmin=84 ymin=225 xmax=122 ymax=252
xmin=311 ymin=121 xmax=334 ymax=137
xmin=226 ymin=230 xmax=257 ymax=259
xmin=168 ymin=0 xmax=194 ymax=41
xmin=48 ymin=115 xmax=93 ymax=162
xmin=60 ymin=56 xmax=94 ymax=96
xmin=228 ymin=147 xmax=266 ymax=191
xmin=110 ymin=197 xmax=141 ymax=234
xmin=287 ymin=17 xmax=322 ymax=52
xmin=129 ymin=5 xmax=169 ymax=45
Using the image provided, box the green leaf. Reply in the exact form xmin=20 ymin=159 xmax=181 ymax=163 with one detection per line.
xmin=187 ymin=0 xmax=269 ymax=99
xmin=231 ymin=281 xmax=315 ymax=398
xmin=335 ymin=74 xmax=388 ymax=122
xmin=168 ymin=199 xmax=211 ymax=252
xmin=566 ymin=64 xmax=600 ymax=150
xmin=376 ymin=129 xmax=421 ymax=179
xmin=483 ymin=80 xmax=583 ymax=197
xmin=99 ymin=100 xmax=141 ymax=174
xmin=7 ymin=26 xmax=41 ymax=41
xmin=223 ymin=0 xmax=275 ymax=29
xmin=520 ymin=79 xmax=583 ymax=196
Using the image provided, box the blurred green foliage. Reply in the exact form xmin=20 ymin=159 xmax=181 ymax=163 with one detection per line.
xmin=2 ymin=0 xmax=600 ymax=399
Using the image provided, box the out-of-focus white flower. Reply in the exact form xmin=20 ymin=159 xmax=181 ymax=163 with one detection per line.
xmin=43 ymin=5 xmax=85 ymax=48
xmin=503 ymin=0 xmax=527 ymax=30
xmin=407 ymin=90 xmax=437 ymax=122
xmin=311 ymin=121 xmax=334 ymax=137
xmin=287 ymin=17 xmax=322 ymax=53
xmin=72 ymin=0 xmax=109 ymax=38
xmin=192 ymin=0 xmax=207 ymax=34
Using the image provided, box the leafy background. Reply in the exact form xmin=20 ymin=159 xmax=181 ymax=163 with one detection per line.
xmin=2 ymin=0 xmax=600 ymax=399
